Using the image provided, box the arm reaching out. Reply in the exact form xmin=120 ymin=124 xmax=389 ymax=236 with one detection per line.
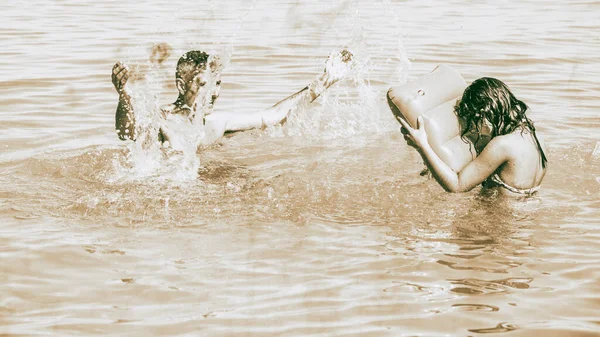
xmin=267 ymin=48 xmax=355 ymax=124
xmin=398 ymin=116 xmax=510 ymax=192
xmin=112 ymin=62 xmax=137 ymax=141
xmin=209 ymin=48 xmax=356 ymax=134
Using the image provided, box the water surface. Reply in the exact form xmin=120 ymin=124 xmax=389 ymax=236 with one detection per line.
xmin=1 ymin=1 xmax=599 ymax=336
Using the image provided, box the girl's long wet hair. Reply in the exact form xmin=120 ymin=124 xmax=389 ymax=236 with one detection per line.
xmin=454 ymin=77 xmax=547 ymax=167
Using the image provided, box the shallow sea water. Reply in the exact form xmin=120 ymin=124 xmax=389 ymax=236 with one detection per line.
xmin=1 ymin=1 xmax=599 ymax=336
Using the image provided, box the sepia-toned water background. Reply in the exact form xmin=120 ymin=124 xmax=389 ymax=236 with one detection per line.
xmin=1 ymin=0 xmax=599 ymax=336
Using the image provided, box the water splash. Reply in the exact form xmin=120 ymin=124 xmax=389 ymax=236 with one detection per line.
xmin=106 ymin=9 xmax=259 ymax=186
xmin=106 ymin=69 xmax=204 ymax=184
xmin=268 ymin=48 xmax=409 ymax=140
xmin=255 ymin=1 xmax=412 ymax=141
xmin=104 ymin=0 xmax=414 ymax=182
xmin=103 ymin=1 xmax=262 ymax=185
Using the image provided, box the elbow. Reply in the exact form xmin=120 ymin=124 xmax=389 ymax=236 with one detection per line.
xmin=442 ymin=185 xmax=461 ymax=193
xmin=441 ymin=181 xmax=470 ymax=193
xmin=445 ymin=184 xmax=472 ymax=193
xmin=440 ymin=172 xmax=474 ymax=193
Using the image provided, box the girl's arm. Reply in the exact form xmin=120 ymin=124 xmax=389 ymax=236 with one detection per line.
xmin=398 ymin=116 xmax=510 ymax=192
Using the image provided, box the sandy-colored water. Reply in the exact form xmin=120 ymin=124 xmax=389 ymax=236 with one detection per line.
xmin=1 ymin=1 xmax=599 ymax=336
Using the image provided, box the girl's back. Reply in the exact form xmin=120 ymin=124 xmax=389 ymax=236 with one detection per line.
xmin=493 ymin=128 xmax=547 ymax=191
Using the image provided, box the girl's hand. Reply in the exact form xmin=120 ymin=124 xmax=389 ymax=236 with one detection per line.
xmin=397 ymin=116 xmax=429 ymax=150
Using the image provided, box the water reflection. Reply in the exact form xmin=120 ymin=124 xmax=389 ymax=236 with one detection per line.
xmin=443 ymin=193 xmax=540 ymax=296
xmin=380 ymin=188 xmax=545 ymax=333
xmin=468 ymin=322 xmax=518 ymax=334
xmin=449 ymin=277 xmax=533 ymax=295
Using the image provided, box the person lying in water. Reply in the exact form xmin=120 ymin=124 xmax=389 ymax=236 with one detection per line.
xmin=111 ymin=49 xmax=354 ymax=147
xmin=398 ymin=77 xmax=548 ymax=195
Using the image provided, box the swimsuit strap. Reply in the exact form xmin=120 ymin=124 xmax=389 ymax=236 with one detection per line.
xmin=490 ymin=174 xmax=540 ymax=195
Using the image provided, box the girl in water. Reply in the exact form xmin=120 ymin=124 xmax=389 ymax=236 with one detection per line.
xmin=398 ymin=77 xmax=548 ymax=194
